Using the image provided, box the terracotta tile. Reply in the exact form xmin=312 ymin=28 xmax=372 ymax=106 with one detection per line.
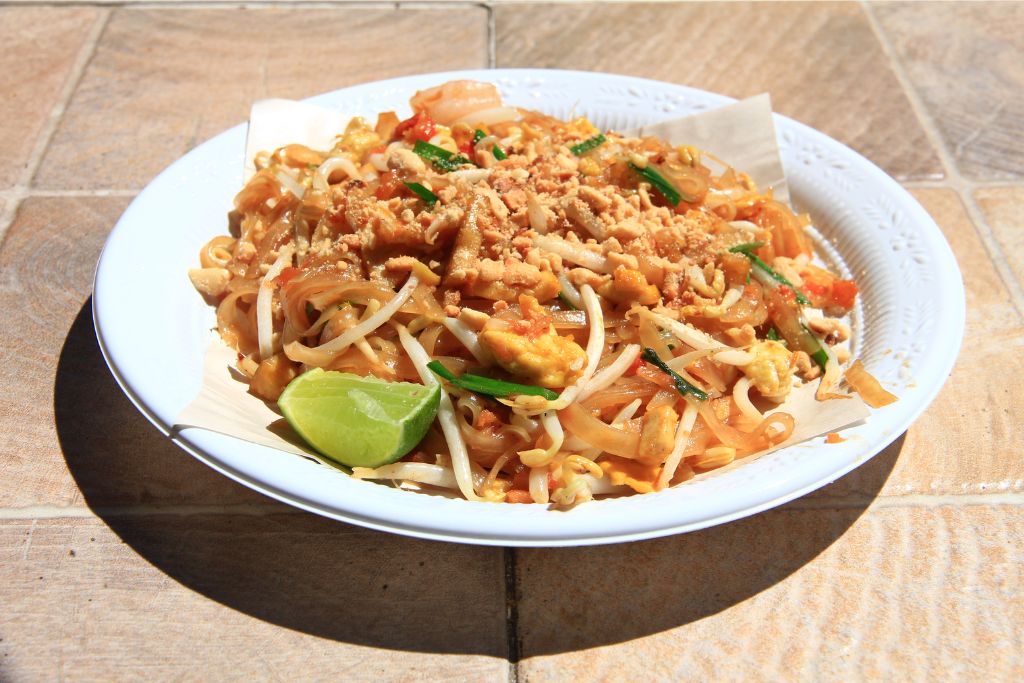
xmin=975 ymin=186 xmax=1024 ymax=293
xmin=0 ymin=515 xmax=507 ymax=681
xmin=874 ymin=2 xmax=1024 ymax=180
xmin=0 ymin=7 xmax=100 ymax=190
xmin=35 ymin=7 xmax=488 ymax=191
xmin=807 ymin=189 xmax=1023 ymax=499
xmin=495 ymin=1 xmax=941 ymax=180
xmin=515 ymin=503 xmax=1024 ymax=682
xmin=0 ymin=197 xmax=269 ymax=508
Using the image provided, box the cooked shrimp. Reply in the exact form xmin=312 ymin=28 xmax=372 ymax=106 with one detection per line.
xmin=409 ymin=80 xmax=504 ymax=126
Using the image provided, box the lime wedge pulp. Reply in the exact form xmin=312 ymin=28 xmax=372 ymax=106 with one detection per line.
xmin=278 ymin=369 xmax=441 ymax=468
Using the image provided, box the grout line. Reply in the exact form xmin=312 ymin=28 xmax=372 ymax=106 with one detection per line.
xmin=0 ymin=7 xmax=110 ymax=245
xmin=0 ymin=492 xmax=1022 ymax=520
xmin=862 ymin=1 xmax=1024 ymax=320
xmin=486 ymin=1 xmax=496 ymax=69
xmin=503 ymin=546 xmax=521 ymax=681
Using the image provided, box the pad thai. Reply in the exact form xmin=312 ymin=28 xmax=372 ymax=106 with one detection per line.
xmin=189 ymin=80 xmax=895 ymax=506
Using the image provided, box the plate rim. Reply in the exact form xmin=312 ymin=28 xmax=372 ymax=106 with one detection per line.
xmin=92 ymin=68 xmax=965 ymax=546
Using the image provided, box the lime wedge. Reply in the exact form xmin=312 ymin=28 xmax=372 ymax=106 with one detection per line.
xmin=278 ymin=368 xmax=441 ymax=468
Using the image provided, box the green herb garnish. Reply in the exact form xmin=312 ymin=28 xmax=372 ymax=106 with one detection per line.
xmin=640 ymin=348 xmax=708 ymax=401
xmin=766 ymin=327 xmax=781 ymax=342
xmin=728 ymin=243 xmax=811 ymax=306
xmin=629 ymin=162 xmax=695 ymax=205
xmin=403 ymin=181 xmax=438 ymax=207
xmin=427 ymin=361 xmax=559 ymax=401
xmin=472 ymin=129 xmax=486 ymax=145
xmin=570 ymin=134 xmax=606 ymax=156
xmin=413 ymin=140 xmax=473 ymax=172
xmin=800 ymin=324 xmax=830 ymax=372
xmin=492 ymin=145 xmax=507 ymax=161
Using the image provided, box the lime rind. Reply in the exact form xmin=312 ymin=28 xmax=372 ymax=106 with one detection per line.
xmin=278 ymin=369 xmax=441 ymax=468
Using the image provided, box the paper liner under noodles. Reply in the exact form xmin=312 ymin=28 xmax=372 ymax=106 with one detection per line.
xmin=175 ymin=92 xmax=868 ymax=478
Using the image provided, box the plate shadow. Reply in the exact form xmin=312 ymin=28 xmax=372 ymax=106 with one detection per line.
xmin=57 ymin=300 xmax=900 ymax=658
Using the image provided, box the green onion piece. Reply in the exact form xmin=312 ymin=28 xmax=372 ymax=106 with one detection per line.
xmin=800 ymin=324 xmax=830 ymax=372
xmin=629 ymin=162 xmax=696 ymax=205
xmin=766 ymin=327 xmax=781 ymax=342
xmin=413 ymin=139 xmax=453 ymax=162
xmin=413 ymin=140 xmax=472 ymax=172
xmin=492 ymin=145 xmax=507 ymax=161
xmin=402 ymin=181 xmax=438 ymax=207
xmin=557 ymin=292 xmax=578 ymax=310
xmin=472 ymin=129 xmax=486 ymax=145
xmin=640 ymin=348 xmax=708 ymax=401
xmin=569 ymin=134 xmax=606 ymax=156
xmin=729 ymin=241 xmax=766 ymax=252
xmin=728 ymin=244 xmax=811 ymax=306
xmin=426 ymin=360 xmax=559 ymax=400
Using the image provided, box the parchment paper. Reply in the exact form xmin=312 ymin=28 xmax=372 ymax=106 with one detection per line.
xmin=176 ymin=94 xmax=868 ymax=464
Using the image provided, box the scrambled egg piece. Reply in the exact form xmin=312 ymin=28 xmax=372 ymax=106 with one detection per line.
xmin=478 ymin=295 xmax=587 ymax=388
xmin=599 ymin=456 xmax=662 ymax=494
xmin=598 ymin=266 xmax=660 ymax=306
xmin=741 ymin=340 xmax=794 ymax=401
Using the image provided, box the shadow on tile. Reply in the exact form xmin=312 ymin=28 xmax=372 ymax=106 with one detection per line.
xmin=56 ymin=300 xmax=901 ymax=657
xmin=55 ymin=302 xmax=507 ymax=657
xmin=509 ymin=439 xmax=900 ymax=656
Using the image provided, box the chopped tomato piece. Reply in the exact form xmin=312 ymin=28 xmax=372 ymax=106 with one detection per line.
xmin=275 ymin=267 xmax=300 ymax=287
xmin=830 ymin=279 xmax=859 ymax=310
xmin=393 ymin=111 xmax=436 ymax=143
xmin=375 ymin=170 xmax=402 ymax=200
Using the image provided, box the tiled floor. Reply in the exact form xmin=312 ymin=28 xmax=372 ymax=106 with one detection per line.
xmin=0 ymin=2 xmax=1021 ymax=681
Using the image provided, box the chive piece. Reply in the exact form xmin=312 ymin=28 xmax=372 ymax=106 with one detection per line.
xmin=570 ymin=134 xmax=606 ymax=156
xmin=403 ymin=181 xmax=438 ymax=207
xmin=766 ymin=327 xmax=781 ymax=342
xmin=492 ymin=145 xmax=507 ymax=161
xmin=472 ymin=129 xmax=486 ymax=145
xmin=728 ymin=244 xmax=811 ymax=306
xmin=640 ymin=348 xmax=708 ymax=401
xmin=426 ymin=360 xmax=559 ymax=400
xmin=413 ymin=140 xmax=472 ymax=172
xmin=729 ymin=241 xmax=766 ymax=253
xmin=800 ymin=324 xmax=830 ymax=372
xmin=557 ymin=292 xmax=578 ymax=310
xmin=629 ymin=162 xmax=696 ymax=205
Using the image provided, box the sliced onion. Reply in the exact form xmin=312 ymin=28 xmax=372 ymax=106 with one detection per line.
xmin=273 ymin=170 xmax=305 ymax=200
xmin=284 ymin=275 xmax=419 ymax=364
xmin=558 ymin=403 xmax=639 ymax=459
xmin=577 ymin=344 xmax=641 ymax=402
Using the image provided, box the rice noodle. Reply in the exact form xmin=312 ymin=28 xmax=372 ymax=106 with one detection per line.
xmin=576 ymin=344 xmax=641 ymax=402
xmin=256 ymin=245 xmax=294 ymax=360
xmin=285 ymin=275 xmax=419 ymax=364
xmin=273 ymin=170 xmax=305 ymax=199
xmin=633 ymin=307 xmax=753 ymax=366
xmin=441 ymin=317 xmax=491 ymax=365
xmin=314 ymin=156 xmax=362 ymax=192
xmin=611 ymin=398 xmax=643 ymax=425
xmin=396 ymin=324 xmax=480 ymax=501
xmin=732 ymin=377 xmax=764 ymax=423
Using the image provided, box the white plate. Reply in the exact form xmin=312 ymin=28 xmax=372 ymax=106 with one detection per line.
xmin=93 ymin=69 xmax=964 ymax=546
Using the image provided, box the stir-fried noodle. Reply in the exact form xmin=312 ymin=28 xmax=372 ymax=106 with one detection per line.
xmin=189 ymin=80 xmax=886 ymax=506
